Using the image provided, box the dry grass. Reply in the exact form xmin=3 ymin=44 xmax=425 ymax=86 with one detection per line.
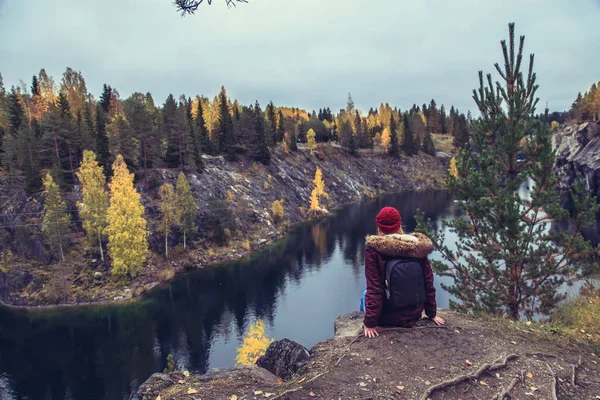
xmin=552 ymin=288 xmax=600 ymax=351
xmin=431 ymin=133 xmax=455 ymax=155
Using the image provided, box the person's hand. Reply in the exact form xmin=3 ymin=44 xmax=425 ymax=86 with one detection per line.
xmin=363 ymin=325 xmax=379 ymax=338
xmin=431 ymin=316 xmax=445 ymax=326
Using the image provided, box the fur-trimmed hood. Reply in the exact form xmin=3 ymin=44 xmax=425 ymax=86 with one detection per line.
xmin=365 ymin=232 xmax=434 ymax=259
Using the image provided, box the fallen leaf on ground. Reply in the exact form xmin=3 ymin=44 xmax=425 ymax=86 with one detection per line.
xmin=454 ymin=329 xmax=460 ymax=334
xmin=309 ymin=392 xmax=316 ymax=397
xmin=429 ymin=366 xmax=436 ymax=369
xmin=359 ymin=382 xmax=367 ymax=387
xmin=526 ymin=321 xmax=532 ymax=326
xmin=254 ymin=391 xmax=263 ymax=395
xmin=264 ymin=394 xmax=274 ymax=398
xmin=525 ymin=371 xmax=533 ymax=379
xmin=530 ymin=386 xmax=538 ymax=392
xmin=297 ymin=377 xmax=306 ymax=383
xmin=510 ymin=341 xmax=517 ymax=344
xmin=183 ymin=370 xmax=190 ymax=377
xmin=396 ymin=386 xmax=405 ymax=390
xmin=277 ymin=378 xmax=283 ymax=384
xmin=479 ymin=381 xmax=488 ymax=386
xmin=187 ymin=387 xmax=198 ymax=394
xmin=465 ymin=360 xmax=473 ymax=366
xmin=177 ymin=379 xmax=184 ymax=384
xmin=155 ymin=396 xmax=161 ymax=400
xmin=230 ymin=395 xmax=238 ymax=400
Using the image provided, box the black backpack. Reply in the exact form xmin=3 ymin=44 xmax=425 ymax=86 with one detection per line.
xmin=384 ymin=258 xmax=426 ymax=309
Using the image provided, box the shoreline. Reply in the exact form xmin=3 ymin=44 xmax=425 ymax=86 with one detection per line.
xmin=0 ymin=185 xmax=446 ymax=311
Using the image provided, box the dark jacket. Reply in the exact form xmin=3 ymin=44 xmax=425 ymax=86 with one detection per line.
xmin=363 ymin=232 xmax=437 ymax=328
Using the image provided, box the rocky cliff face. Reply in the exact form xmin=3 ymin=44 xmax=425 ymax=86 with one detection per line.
xmin=554 ymin=122 xmax=600 ymax=198
xmin=0 ymin=147 xmax=447 ymax=306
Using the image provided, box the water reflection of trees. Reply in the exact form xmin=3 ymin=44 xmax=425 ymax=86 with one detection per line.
xmin=0 ymin=190 xmax=455 ymax=400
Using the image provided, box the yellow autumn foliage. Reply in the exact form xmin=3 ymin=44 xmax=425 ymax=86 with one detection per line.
xmin=272 ymin=200 xmax=284 ymax=223
xmin=309 ymin=188 xmax=320 ymax=212
xmin=551 ymin=121 xmax=559 ymax=130
xmin=76 ymin=150 xmax=109 ymax=261
xmin=449 ymin=157 xmax=458 ymax=178
xmin=306 ymin=128 xmax=316 ymax=153
xmin=235 ymin=320 xmax=273 ymax=366
xmin=381 ymin=127 xmax=391 ymax=152
xmin=313 ymin=167 xmax=327 ymax=199
xmin=105 ymin=154 xmax=148 ymax=279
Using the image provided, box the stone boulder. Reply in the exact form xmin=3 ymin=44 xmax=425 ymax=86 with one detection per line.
xmin=334 ymin=311 xmax=364 ymax=339
xmin=256 ymin=338 xmax=310 ymax=380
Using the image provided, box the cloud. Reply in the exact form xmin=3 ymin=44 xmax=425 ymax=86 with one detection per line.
xmin=0 ymin=0 xmax=598 ymax=113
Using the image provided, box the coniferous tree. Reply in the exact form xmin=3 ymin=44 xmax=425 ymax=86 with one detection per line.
xmin=94 ymin=104 xmax=110 ymax=171
xmin=388 ymin=114 xmax=399 ymax=157
xmin=289 ymin=126 xmax=298 ymax=151
xmin=107 ymin=113 xmax=137 ymax=169
xmin=186 ymin=97 xmax=204 ymax=172
xmin=42 ymin=171 xmax=70 ymax=262
xmin=194 ymin=97 xmax=216 ymax=156
xmin=162 ymin=94 xmax=179 ymax=167
xmin=417 ymin=23 xmax=599 ymax=320
xmin=402 ymin=113 xmax=415 ymax=156
xmin=176 ymin=172 xmax=196 ymax=250
xmin=422 ymin=131 xmax=436 ymax=155
xmin=276 ymin=110 xmax=285 ymax=144
xmin=452 ymin=113 xmax=470 ymax=149
xmin=251 ymin=101 xmax=271 ymax=165
xmin=439 ymin=104 xmax=447 ymax=134
xmin=76 ymin=150 xmax=109 ymax=261
xmin=106 ymin=154 xmax=148 ymax=279
xmin=217 ymin=86 xmax=236 ymax=160
xmin=158 ymin=183 xmax=178 ymax=259
xmin=99 ymin=84 xmax=112 ymax=114
xmin=266 ymin=101 xmax=277 ymax=145
xmin=427 ymin=99 xmax=440 ymax=133
xmin=31 ymin=76 xmax=40 ymax=97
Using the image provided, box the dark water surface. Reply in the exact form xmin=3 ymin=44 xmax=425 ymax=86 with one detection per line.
xmin=0 ymin=191 xmax=457 ymax=400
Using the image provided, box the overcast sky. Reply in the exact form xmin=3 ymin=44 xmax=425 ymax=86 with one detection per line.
xmin=1 ymin=0 xmax=599 ymax=114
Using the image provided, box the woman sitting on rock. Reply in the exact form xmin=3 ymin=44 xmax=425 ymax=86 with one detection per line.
xmin=360 ymin=206 xmax=445 ymax=338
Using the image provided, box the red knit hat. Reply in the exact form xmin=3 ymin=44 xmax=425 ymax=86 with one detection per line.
xmin=376 ymin=207 xmax=402 ymax=234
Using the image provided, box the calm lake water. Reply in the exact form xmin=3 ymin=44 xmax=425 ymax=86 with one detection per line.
xmin=0 ymin=191 xmax=458 ymax=400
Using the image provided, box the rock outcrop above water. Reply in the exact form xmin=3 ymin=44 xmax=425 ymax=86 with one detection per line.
xmin=138 ymin=311 xmax=600 ymax=400
xmin=554 ymin=121 xmax=600 ymax=198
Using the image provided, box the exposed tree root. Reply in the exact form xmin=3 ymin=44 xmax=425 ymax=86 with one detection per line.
xmin=571 ymin=355 xmax=582 ymax=387
xmin=491 ymin=376 xmax=520 ymax=400
xmin=547 ymin=363 xmax=559 ymax=400
xmin=419 ymin=354 xmax=518 ymax=400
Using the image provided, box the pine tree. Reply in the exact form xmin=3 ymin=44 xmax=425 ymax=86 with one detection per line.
xmin=217 ymin=86 xmax=236 ymax=160
xmin=289 ymin=126 xmax=298 ymax=151
xmin=194 ymin=97 xmax=216 ymax=156
xmin=42 ymin=171 xmax=70 ymax=262
xmin=422 ymin=131 xmax=436 ymax=155
xmin=158 ymin=183 xmax=178 ymax=259
xmin=266 ymin=101 xmax=277 ymax=146
xmin=427 ymin=99 xmax=440 ymax=133
xmin=107 ymin=113 xmax=137 ymax=169
xmin=176 ymin=172 xmax=196 ymax=250
xmin=417 ymin=23 xmax=599 ymax=320
xmin=106 ymin=154 xmax=148 ymax=279
xmin=440 ymin=105 xmax=447 ymax=134
xmin=276 ymin=110 xmax=285 ymax=143
xmin=99 ymin=84 xmax=112 ymax=114
xmin=452 ymin=113 xmax=470 ymax=149
xmin=76 ymin=150 xmax=109 ymax=261
xmin=388 ymin=114 xmax=399 ymax=158
xmin=402 ymin=113 xmax=415 ymax=156
xmin=162 ymin=94 xmax=179 ymax=167
xmin=31 ymin=75 xmax=40 ymax=97
xmin=249 ymin=101 xmax=271 ymax=165
xmin=186 ymin=97 xmax=204 ymax=172
xmin=94 ymin=104 xmax=110 ymax=171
